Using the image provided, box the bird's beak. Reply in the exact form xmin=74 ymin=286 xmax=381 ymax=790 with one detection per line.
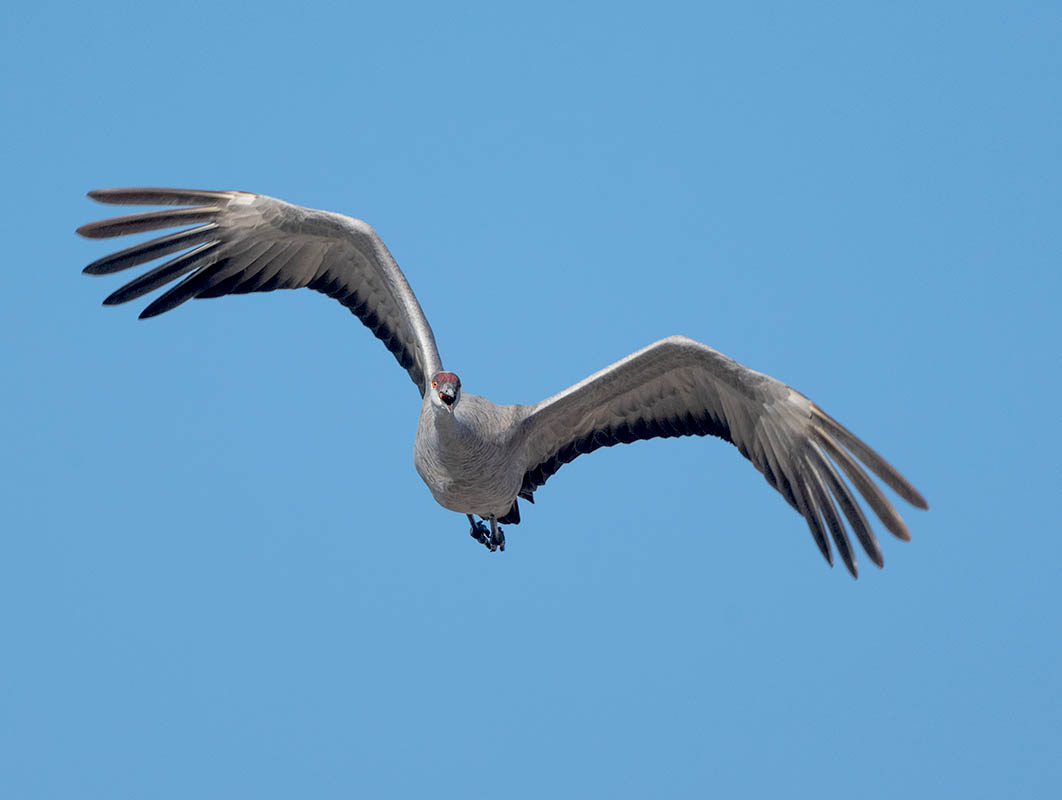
xmin=439 ymin=392 xmax=456 ymax=412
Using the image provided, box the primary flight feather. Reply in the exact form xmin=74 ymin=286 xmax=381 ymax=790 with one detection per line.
xmin=79 ymin=187 xmax=928 ymax=577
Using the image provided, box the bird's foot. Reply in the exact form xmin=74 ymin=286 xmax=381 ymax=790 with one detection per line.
xmin=488 ymin=517 xmax=505 ymax=552
xmin=490 ymin=525 xmax=505 ymax=553
xmin=467 ymin=515 xmax=505 ymax=552
xmin=468 ymin=518 xmax=492 ymax=550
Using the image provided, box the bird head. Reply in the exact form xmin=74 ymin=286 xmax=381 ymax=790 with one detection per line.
xmin=430 ymin=371 xmax=462 ymax=413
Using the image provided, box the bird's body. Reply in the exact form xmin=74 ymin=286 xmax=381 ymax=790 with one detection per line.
xmin=79 ymin=187 xmax=928 ymax=576
xmin=415 ymin=392 xmax=529 ymax=519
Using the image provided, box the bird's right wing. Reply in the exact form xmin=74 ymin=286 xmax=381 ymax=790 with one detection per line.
xmin=78 ymin=188 xmax=442 ymax=396
xmin=514 ymin=336 xmax=928 ymax=576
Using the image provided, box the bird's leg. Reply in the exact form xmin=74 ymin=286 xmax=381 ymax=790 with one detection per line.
xmin=467 ymin=514 xmax=491 ymax=549
xmin=488 ymin=515 xmax=505 ymax=552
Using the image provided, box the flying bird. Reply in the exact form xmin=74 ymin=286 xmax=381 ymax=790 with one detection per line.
xmin=78 ymin=187 xmax=928 ymax=577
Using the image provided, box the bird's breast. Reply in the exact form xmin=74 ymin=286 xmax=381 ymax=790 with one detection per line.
xmin=413 ymin=404 xmax=524 ymax=518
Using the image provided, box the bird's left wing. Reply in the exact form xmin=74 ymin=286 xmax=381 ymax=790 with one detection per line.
xmin=78 ymin=188 xmax=442 ymax=395
xmin=513 ymin=336 xmax=928 ymax=576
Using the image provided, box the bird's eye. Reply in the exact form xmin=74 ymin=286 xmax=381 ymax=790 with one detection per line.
xmin=432 ymin=381 xmax=437 ymax=388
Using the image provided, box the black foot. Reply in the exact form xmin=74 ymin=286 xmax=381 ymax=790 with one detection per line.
xmin=468 ymin=516 xmax=491 ymax=549
xmin=486 ymin=528 xmax=505 ymax=552
xmin=488 ymin=518 xmax=506 ymax=553
xmin=466 ymin=515 xmax=505 ymax=552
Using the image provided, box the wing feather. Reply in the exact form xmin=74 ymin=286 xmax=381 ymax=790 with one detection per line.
xmin=102 ymin=241 xmax=222 ymax=305
xmin=86 ymin=187 xmax=236 ymax=206
xmin=814 ymin=430 xmax=912 ymax=542
xmin=82 ymin=224 xmax=220 ymax=274
xmin=804 ymin=457 xmax=857 ymax=575
xmin=79 ymin=188 xmax=442 ymax=394
xmin=515 ymin=336 xmax=927 ymax=576
xmin=77 ymin=207 xmax=223 ymax=238
xmin=811 ymin=441 xmax=883 ymax=568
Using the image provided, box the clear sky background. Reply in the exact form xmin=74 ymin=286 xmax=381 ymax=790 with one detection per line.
xmin=2 ymin=2 xmax=1060 ymax=798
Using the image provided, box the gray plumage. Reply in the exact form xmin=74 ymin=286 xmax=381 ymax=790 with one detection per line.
xmin=79 ymin=187 xmax=928 ymax=577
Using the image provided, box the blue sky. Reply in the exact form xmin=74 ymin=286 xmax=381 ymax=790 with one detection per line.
xmin=3 ymin=1 xmax=1060 ymax=797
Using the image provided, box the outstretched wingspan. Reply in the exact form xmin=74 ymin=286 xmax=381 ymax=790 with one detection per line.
xmin=79 ymin=188 xmax=442 ymax=395
xmin=515 ymin=336 xmax=928 ymax=576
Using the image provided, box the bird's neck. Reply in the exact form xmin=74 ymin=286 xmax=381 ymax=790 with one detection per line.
xmin=431 ymin=404 xmax=468 ymax=441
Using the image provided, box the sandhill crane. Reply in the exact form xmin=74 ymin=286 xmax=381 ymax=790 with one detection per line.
xmin=79 ymin=187 xmax=927 ymax=577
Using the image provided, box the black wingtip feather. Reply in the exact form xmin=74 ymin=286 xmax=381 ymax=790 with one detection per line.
xmin=137 ymin=303 xmax=165 ymax=320
xmin=77 ymin=208 xmax=222 ymax=239
xmin=812 ymin=429 xmax=913 ymax=543
xmin=811 ymin=404 xmax=929 ymax=511
xmin=805 ymin=460 xmax=858 ymax=578
xmin=137 ymin=261 xmax=225 ymax=319
xmin=81 ymin=224 xmax=219 ymax=275
xmin=809 ymin=444 xmax=884 ymax=569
